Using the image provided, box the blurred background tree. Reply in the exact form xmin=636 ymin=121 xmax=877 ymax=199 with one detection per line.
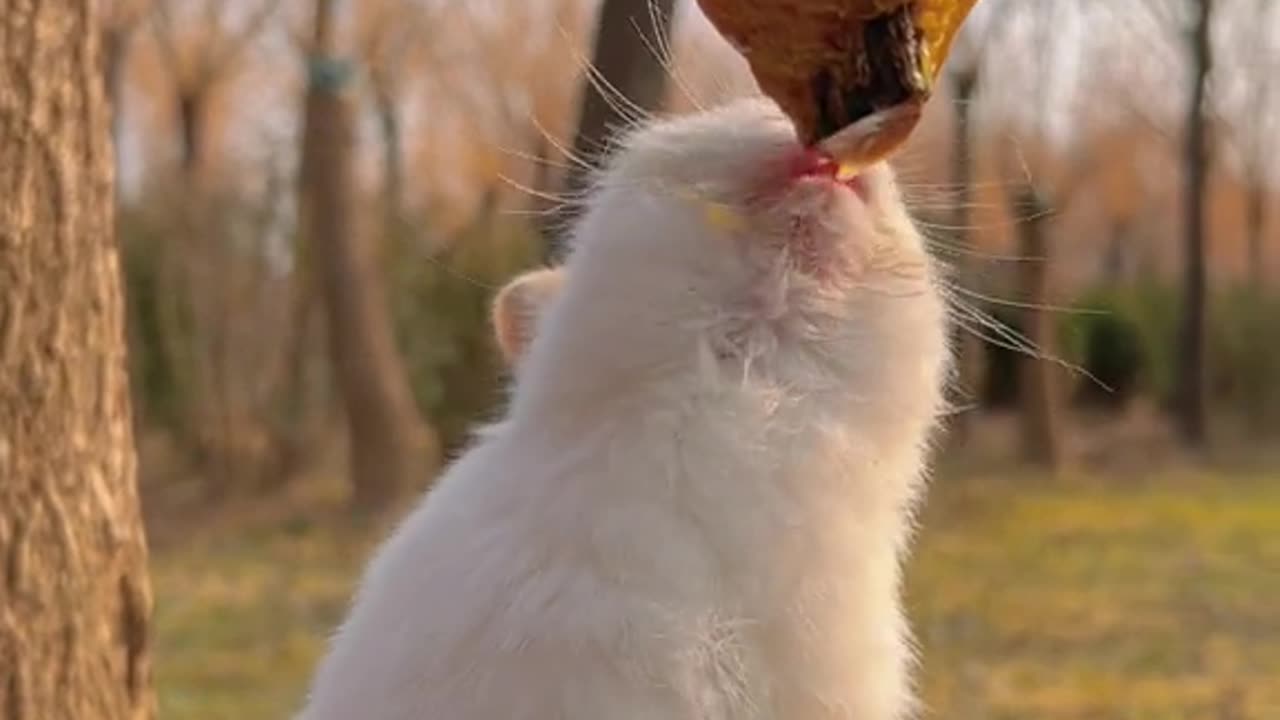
xmin=547 ymin=0 xmax=676 ymax=259
xmin=1176 ymin=0 xmax=1215 ymax=447
xmin=296 ymin=0 xmax=441 ymax=513
xmin=93 ymin=0 xmax=1280 ymax=501
xmin=30 ymin=0 xmax=1279 ymax=716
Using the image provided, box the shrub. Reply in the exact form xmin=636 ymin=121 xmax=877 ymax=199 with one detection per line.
xmin=388 ymin=210 xmax=543 ymax=453
xmin=1061 ymin=281 xmax=1280 ymax=428
xmin=118 ymin=202 xmax=197 ymax=432
xmin=1208 ymin=285 xmax=1280 ymax=429
xmin=1061 ymin=282 xmax=1179 ymax=411
xmin=1059 ymin=288 xmax=1148 ymax=410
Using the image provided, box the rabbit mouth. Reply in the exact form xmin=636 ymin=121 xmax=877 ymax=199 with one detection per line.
xmin=785 ymin=147 xmax=872 ymax=204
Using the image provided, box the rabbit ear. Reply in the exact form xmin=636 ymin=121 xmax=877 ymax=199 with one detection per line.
xmin=491 ymin=267 xmax=566 ymax=368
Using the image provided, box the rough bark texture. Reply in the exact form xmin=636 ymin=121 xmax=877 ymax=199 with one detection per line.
xmin=302 ymin=0 xmax=440 ymax=512
xmin=1176 ymin=0 xmax=1213 ymax=447
xmin=547 ymin=0 xmax=676 ymax=261
xmin=0 ymin=2 xmax=154 ymax=718
xmin=1013 ymin=187 xmax=1063 ymax=468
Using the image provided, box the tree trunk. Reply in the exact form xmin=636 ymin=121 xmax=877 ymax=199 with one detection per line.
xmin=0 ymin=3 xmax=154 ymax=718
xmin=547 ymin=0 xmax=676 ymax=260
xmin=946 ymin=68 xmax=980 ymax=445
xmin=1242 ymin=178 xmax=1268 ymax=431
xmin=263 ymin=257 xmax=323 ymax=486
xmin=177 ymin=90 xmax=207 ymax=182
xmin=1013 ymin=187 xmax=1063 ymax=468
xmin=302 ymin=0 xmax=440 ymax=512
xmin=373 ymin=81 xmax=410 ymax=287
xmin=156 ymin=85 xmax=216 ymax=469
xmin=1245 ymin=180 xmax=1266 ymax=292
xmin=373 ymin=83 xmax=404 ymax=238
xmin=1176 ymin=0 xmax=1213 ymax=447
xmin=1103 ymin=218 xmax=1132 ymax=286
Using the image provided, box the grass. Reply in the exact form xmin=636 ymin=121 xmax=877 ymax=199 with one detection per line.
xmin=150 ymin=466 xmax=1280 ymax=719
xmin=151 ymin=514 xmax=374 ymax=719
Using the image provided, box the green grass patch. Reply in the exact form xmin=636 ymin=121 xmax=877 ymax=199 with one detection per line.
xmin=151 ymin=470 xmax=1280 ymax=719
xmin=909 ymin=470 xmax=1280 ymax=719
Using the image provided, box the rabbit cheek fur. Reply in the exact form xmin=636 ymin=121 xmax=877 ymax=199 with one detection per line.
xmin=297 ymin=97 xmax=950 ymax=720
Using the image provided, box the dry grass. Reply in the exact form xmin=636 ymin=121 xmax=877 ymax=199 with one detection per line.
xmin=149 ymin=463 xmax=1280 ymax=719
xmin=910 ymin=467 xmax=1280 ymax=719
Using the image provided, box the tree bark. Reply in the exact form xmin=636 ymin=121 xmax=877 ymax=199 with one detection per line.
xmin=302 ymin=0 xmax=440 ymax=512
xmin=0 ymin=2 xmax=154 ymax=718
xmin=1013 ymin=187 xmax=1063 ymax=468
xmin=1176 ymin=0 xmax=1213 ymax=447
xmin=547 ymin=0 xmax=676 ymax=260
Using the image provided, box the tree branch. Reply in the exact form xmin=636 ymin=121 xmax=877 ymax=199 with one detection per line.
xmin=148 ymin=0 xmax=185 ymax=84
xmin=200 ymin=0 xmax=283 ymax=85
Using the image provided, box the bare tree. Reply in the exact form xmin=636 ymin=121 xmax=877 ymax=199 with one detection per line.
xmin=137 ymin=0 xmax=283 ymax=477
xmin=268 ymin=0 xmax=468 ymax=485
xmin=938 ymin=6 xmax=1011 ymax=445
xmin=979 ymin=0 xmax=1098 ymax=467
xmin=1009 ymin=185 xmax=1064 ymax=467
xmin=354 ymin=0 xmax=449 ymax=238
xmin=548 ymin=0 xmax=677 ymax=259
xmin=1101 ymin=0 xmax=1216 ymax=444
xmin=944 ymin=62 xmax=981 ymax=443
xmin=149 ymin=0 xmax=281 ymax=181
xmin=0 ymin=2 xmax=153 ymax=717
xmin=301 ymin=0 xmax=441 ymax=512
xmin=1177 ymin=0 xmax=1215 ymax=446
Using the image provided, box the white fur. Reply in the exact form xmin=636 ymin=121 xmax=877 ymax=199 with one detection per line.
xmin=297 ymin=98 xmax=950 ymax=720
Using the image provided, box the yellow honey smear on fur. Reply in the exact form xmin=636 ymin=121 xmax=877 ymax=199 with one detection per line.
xmin=702 ymin=202 xmax=746 ymax=233
xmin=672 ymin=186 xmax=747 ymax=234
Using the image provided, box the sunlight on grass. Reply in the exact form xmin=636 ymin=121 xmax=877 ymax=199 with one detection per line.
xmin=152 ymin=519 xmax=377 ymax=720
xmin=909 ymin=470 xmax=1280 ymax=719
xmin=151 ymin=470 xmax=1280 ymax=719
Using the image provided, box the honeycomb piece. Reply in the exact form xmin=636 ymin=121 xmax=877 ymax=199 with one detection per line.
xmin=698 ymin=0 xmax=979 ymax=166
xmin=914 ymin=0 xmax=978 ymax=79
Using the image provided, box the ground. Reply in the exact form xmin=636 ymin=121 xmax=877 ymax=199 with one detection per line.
xmin=908 ymin=467 xmax=1280 ymax=719
xmin=150 ymin=459 xmax=1280 ymax=720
